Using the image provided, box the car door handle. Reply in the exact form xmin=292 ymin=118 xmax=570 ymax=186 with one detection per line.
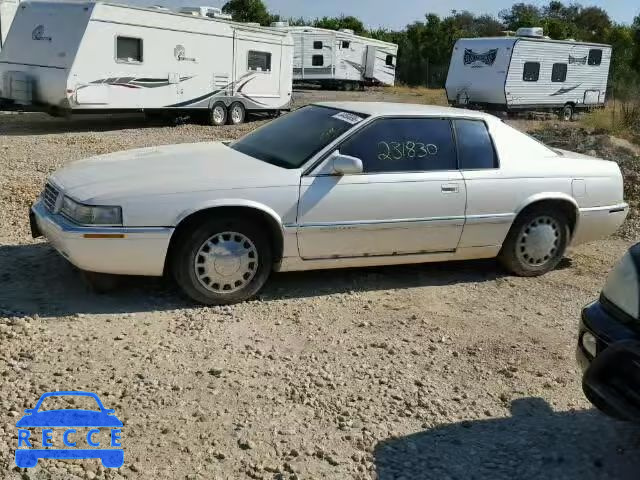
xmin=441 ymin=184 xmax=459 ymax=194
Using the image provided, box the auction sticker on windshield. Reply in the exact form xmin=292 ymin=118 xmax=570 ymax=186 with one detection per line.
xmin=332 ymin=112 xmax=364 ymax=124
xmin=15 ymin=391 xmax=124 ymax=469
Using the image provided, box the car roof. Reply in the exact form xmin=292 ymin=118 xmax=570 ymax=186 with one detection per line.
xmin=313 ymin=102 xmax=498 ymax=121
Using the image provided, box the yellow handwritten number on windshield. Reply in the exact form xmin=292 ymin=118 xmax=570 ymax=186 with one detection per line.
xmin=378 ymin=141 xmax=438 ymax=161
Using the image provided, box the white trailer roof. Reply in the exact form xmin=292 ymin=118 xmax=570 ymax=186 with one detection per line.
xmin=43 ymin=1 xmax=292 ymax=37
xmin=282 ymin=25 xmax=397 ymax=49
xmin=460 ymin=36 xmax=610 ymax=48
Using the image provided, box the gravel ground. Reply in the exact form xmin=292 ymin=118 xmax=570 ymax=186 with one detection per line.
xmin=1 ymin=90 xmax=640 ymax=480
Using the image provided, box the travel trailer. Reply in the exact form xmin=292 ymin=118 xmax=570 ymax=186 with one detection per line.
xmin=274 ymin=25 xmax=398 ymax=89
xmin=445 ymin=28 xmax=611 ymax=120
xmin=0 ymin=2 xmax=294 ymax=125
xmin=0 ymin=0 xmax=20 ymax=49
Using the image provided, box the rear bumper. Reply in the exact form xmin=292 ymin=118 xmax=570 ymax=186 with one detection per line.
xmin=32 ymin=200 xmax=173 ymax=276
xmin=572 ymin=203 xmax=628 ymax=246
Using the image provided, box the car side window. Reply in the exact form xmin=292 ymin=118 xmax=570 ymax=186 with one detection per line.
xmin=454 ymin=119 xmax=498 ymax=170
xmin=339 ymin=118 xmax=457 ymax=173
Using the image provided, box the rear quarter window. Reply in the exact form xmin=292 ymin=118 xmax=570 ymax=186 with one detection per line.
xmin=454 ymin=120 xmax=498 ymax=169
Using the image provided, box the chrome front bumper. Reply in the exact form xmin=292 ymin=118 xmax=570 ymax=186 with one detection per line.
xmin=31 ymin=200 xmax=173 ymax=276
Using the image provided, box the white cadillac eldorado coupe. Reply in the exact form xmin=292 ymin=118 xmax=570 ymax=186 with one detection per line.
xmin=30 ymin=102 xmax=628 ymax=304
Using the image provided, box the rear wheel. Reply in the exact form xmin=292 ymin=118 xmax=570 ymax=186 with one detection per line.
xmin=229 ymin=102 xmax=246 ymax=125
xmin=499 ymin=208 xmax=569 ymax=277
xmin=560 ymin=104 xmax=574 ymax=122
xmin=209 ymin=102 xmax=227 ymax=126
xmin=172 ymin=217 xmax=272 ymax=305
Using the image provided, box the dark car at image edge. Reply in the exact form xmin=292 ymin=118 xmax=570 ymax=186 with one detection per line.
xmin=578 ymin=243 xmax=640 ymax=421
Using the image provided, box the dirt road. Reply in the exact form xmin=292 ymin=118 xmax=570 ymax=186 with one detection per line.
xmin=1 ymin=91 xmax=639 ymax=479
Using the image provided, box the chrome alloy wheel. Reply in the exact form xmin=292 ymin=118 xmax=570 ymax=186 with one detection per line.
xmin=194 ymin=232 xmax=258 ymax=293
xmin=231 ymin=104 xmax=244 ymax=124
xmin=212 ymin=105 xmax=226 ymax=125
xmin=515 ymin=216 xmax=561 ymax=267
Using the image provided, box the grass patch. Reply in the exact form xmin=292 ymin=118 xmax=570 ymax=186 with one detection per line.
xmin=581 ymin=101 xmax=640 ymax=142
xmin=382 ymin=85 xmax=448 ymax=105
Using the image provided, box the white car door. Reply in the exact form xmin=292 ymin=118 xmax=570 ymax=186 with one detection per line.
xmin=297 ymin=117 xmax=467 ymax=259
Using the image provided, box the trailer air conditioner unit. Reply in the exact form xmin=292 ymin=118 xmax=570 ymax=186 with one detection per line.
xmin=515 ymin=27 xmax=544 ymax=38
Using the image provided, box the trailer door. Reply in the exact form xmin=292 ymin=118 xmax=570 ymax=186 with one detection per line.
xmin=233 ymin=30 xmax=282 ymax=109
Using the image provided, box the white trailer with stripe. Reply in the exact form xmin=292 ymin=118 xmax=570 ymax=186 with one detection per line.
xmin=274 ymin=25 xmax=398 ymax=90
xmin=0 ymin=1 xmax=294 ymax=125
xmin=445 ymin=28 xmax=611 ymax=120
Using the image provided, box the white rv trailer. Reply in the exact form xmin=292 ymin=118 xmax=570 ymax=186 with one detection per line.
xmin=0 ymin=0 xmax=20 ymax=49
xmin=0 ymin=1 xmax=294 ymax=124
xmin=446 ymin=28 xmax=611 ymax=119
xmin=275 ymin=25 xmax=398 ymax=89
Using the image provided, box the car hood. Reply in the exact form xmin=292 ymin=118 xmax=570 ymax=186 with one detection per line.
xmin=49 ymin=142 xmax=301 ymax=203
xmin=16 ymin=410 xmax=123 ymax=427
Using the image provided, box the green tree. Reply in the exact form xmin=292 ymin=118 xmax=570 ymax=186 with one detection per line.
xmin=499 ymin=3 xmax=542 ymax=31
xmin=222 ymin=0 xmax=272 ymax=25
xmin=575 ymin=6 xmax=612 ymax=42
xmin=313 ymin=16 xmax=367 ymax=36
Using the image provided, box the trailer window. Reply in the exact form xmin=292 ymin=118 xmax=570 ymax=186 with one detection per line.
xmin=116 ymin=37 xmax=142 ymax=63
xmin=386 ymin=55 xmax=396 ymax=67
xmin=312 ymin=55 xmax=324 ymax=67
xmin=588 ymin=49 xmax=602 ymax=66
xmin=523 ymin=62 xmax=540 ymax=82
xmin=551 ymin=63 xmax=567 ymax=82
xmin=342 ymin=41 xmax=350 ymax=49
xmin=248 ymin=51 xmax=271 ymax=72
xmin=314 ymin=41 xmax=323 ymax=50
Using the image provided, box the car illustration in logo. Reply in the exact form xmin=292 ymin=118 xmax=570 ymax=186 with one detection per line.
xmin=15 ymin=391 xmax=123 ymax=468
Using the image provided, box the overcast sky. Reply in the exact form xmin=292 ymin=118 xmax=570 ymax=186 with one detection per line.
xmin=133 ymin=0 xmax=639 ymax=29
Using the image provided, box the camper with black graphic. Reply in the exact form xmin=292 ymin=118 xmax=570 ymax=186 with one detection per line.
xmin=0 ymin=1 xmax=293 ymax=124
xmin=445 ymin=27 xmax=611 ymax=120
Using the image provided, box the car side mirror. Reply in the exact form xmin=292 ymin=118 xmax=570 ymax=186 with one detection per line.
xmin=583 ymin=340 xmax=640 ymax=422
xmin=331 ymin=152 xmax=363 ymax=176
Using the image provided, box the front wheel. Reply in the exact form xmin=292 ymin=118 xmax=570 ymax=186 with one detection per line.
xmin=499 ymin=209 xmax=569 ymax=277
xmin=209 ymin=103 xmax=228 ymax=126
xmin=172 ymin=218 xmax=272 ymax=305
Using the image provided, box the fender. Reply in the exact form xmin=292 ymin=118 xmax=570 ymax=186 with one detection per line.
xmin=513 ymin=192 xmax=581 ymax=240
xmin=173 ymin=198 xmax=285 ymax=235
xmin=514 ymin=192 xmax=579 ymax=216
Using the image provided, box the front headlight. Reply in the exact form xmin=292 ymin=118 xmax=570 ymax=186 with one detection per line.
xmin=602 ymin=251 xmax=639 ymax=319
xmin=60 ymin=196 xmax=122 ymax=226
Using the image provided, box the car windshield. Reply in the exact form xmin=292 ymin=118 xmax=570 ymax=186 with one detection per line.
xmin=230 ymin=105 xmax=368 ymax=169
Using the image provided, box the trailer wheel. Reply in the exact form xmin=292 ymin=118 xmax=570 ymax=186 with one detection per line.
xmin=560 ymin=104 xmax=574 ymax=122
xmin=229 ymin=102 xmax=246 ymax=125
xmin=209 ymin=103 xmax=228 ymax=126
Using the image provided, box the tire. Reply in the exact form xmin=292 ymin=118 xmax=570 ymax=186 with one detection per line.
xmin=560 ymin=104 xmax=574 ymax=122
xmin=228 ymin=102 xmax=246 ymax=125
xmin=498 ymin=208 xmax=569 ymax=277
xmin=172 ymin=217 xmax=272 ymax=305
xmin=208 ymin=102 xmax=228 ymax=126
